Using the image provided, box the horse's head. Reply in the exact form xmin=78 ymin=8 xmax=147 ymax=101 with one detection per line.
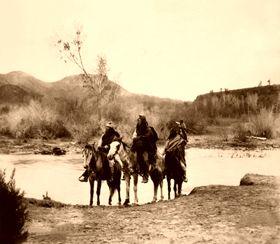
xmin=107 ymin=140 xmax=121 ymax=160
xmin=82 ymin=144 xmax=96 ymax=169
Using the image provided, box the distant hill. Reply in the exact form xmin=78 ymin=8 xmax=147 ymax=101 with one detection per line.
xmin=0 ymin=71 xmax=50 ymax=95
xmin=193 ymin=84 xmax=280 ymax=117
xmin=0 ymin=84 xmax=42 ymax=104
xmin=0 ymin=71 xmax=178 ymax=106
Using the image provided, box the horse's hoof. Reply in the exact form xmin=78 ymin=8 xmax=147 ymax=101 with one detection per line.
xmin=132 ymin=203 xmax=139 ymax=207
xmin=123 ymin=199 xmax=130 ymax=206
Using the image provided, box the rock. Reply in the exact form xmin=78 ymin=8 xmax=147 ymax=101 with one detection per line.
xmin=52 ymin=147 xmax=66 ymax=156
xmin=240 ymin=173 xmax=278 ymax=186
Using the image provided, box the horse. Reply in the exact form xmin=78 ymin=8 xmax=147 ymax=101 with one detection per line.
xmin=164 ymin=148 xmax=186 ymax=199
xmin=107 ymin=140 xmax=165 ymax=205
xmin=149 ymin=152 xmax=165 ymax=202
xmin=82 ymin=143 xmax=121 ymax=206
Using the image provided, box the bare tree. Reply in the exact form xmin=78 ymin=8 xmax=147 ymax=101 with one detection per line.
xmin=55 ymin=29 xmax=119 ymax=121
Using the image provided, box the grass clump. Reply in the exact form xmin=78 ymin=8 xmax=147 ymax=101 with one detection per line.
xmin=249 ymin=108 xmax=278 ymax=139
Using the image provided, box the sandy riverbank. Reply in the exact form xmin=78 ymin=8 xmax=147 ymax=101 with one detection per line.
xmin=25 ymin=174 xmax=280 ymax=243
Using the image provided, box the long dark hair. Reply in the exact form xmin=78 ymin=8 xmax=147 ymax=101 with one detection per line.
xmin=136 ymin=116 xmax=148 ymax=135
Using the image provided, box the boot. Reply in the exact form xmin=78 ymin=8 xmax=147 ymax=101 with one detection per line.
xmin=78 ymin=169 xmax=89 ymax=182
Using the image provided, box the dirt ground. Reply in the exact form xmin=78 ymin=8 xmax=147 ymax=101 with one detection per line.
xmin=25 ymin=174 xmax=280 ymax=244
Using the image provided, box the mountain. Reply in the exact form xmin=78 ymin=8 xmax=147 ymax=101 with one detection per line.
xmin=0 ymin=84 xmax=42 ymax=104
xmin=0 ymin=71 xmax=145 ymax=105
xmin=1 ymin=71 xmax=50 ymax=95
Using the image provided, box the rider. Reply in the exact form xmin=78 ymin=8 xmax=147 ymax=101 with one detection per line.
xmin=97 ymin=122 xmax=121 ymax=153
xmin=79 ymin=122 xmax=121 ymax=182
xmin=164 ymin=120 xmax=188 ymax=182
xmin=131 ymin=115 xmax=159 ymax=183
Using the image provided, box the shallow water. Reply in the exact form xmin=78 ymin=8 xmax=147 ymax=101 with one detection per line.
xmin=0 ymin=148 xmax=280 ymax=206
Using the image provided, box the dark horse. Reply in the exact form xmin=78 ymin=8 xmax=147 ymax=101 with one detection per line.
xmin=83 ymin=143 xmax=121 ymax=206
xmin=164 ymin=148 xmax=185 ymax=199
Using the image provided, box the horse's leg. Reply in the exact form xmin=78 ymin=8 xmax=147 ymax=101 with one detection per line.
xmin=123 ymin=173 xmax=130 ymax=206
xmin=89 ymin=179 xmax=94 ymax=206
xmin=178 ymin=181 xmax=182 ymax=197
xmin=117 ymin=180 xmax=121 ymax=205
xmin=152 ymin=181 xmax=158 ymax=203
xmin=108 ymin=184 xmax=114 ymax=205
xmin=133 ymin=173 xmax=139 ymax=205
xmin=160 ymin=179 xmax=164 ymax=201
xmin=174 ymin=181 xmax=178 ymax=198
xmin=167 ymin=177 xmax=171 ymax=200
xmin=96 ymin=179 xmax=102 ymax=206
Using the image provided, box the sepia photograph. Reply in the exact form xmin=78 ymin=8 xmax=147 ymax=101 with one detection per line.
xmin=0 ymin=0 xmax=280 ymax=243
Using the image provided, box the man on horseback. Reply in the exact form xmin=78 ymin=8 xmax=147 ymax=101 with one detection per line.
xmin=79 ymin=122 xmax=121 ymax=182
xmin=164 ymin=120 xmax=188 ymax=182
xmin=131 ymin=115 xmax=159 ymax=183
xmin=97 ymin=122 xmax=121 ymax=152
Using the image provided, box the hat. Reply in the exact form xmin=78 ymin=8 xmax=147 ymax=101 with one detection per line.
xmin=105 ymin=122 xmax=114 ymax=128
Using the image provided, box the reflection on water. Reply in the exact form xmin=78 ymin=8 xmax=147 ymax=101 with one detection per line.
xmin=0 ymin=149 xmax=280 ymax=206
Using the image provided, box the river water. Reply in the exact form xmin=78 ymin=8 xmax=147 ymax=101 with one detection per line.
xmin=0 ymin=148 xmax=280 ymax=206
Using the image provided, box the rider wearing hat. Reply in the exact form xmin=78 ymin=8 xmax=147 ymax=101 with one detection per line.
xmin=79 ymin=122 xmax=121 ymax=182
xmin=98 ymin=122 xmax=121 ymax=152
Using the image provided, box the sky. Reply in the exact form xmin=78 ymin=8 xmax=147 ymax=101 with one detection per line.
xmin=1 ymin=0 xmax=280 ymax=101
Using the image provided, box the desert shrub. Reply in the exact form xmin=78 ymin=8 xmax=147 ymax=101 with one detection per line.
xmin=233 ymin=123 xmax=251 ymax=142
xmin=0 ymin=169 xmax=28 ymax=243
xmin=249 ymin=108 xmax=278 ymax=139
xmin=4 ymin=100 xmax=71 ymax=139
xmin=0 ymin=127 xmax=13 ymax=137
xmin=0 ymin=105 xmax=10 ymax=115
xmin=102 ymin=102 xmax=130 ymax=124
xmin=67 ymin=118 xmax=101 ymax=144
xmin=183 ymin=111 xmax=206 ymax=135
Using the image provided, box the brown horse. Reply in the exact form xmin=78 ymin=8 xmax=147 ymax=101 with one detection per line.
xmin=83 ymin=143 xmax=121 ymax=206
xmin=108 ymin=140 xmax=165 ymax=205
xmin=164 ymin=148 xmax=185 ymax=199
